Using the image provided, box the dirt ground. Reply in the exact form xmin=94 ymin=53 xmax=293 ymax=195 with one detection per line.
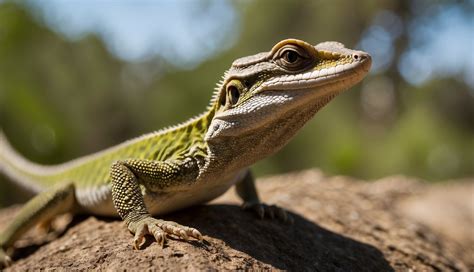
xmin=0 ymin=169 xmax=472 ymax=271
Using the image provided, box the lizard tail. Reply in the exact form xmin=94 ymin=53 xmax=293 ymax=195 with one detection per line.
xmin=0 ymin=130 xmax=45 ymax=194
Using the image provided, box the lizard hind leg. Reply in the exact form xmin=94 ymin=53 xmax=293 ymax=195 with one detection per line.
xmin=0 ymin=182 xmax=77 ymax=268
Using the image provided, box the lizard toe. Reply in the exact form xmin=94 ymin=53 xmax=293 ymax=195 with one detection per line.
xmin=148 ymin=224 xmax=166 ymax=248
xmin=274 ymin=205 xmax=293 ymax=224
xmin=190 ymin=228 xmax=203 ymax=241
xmin=156 ymin=220 xmax=202 ymax=241
xmin=133 ymin=223 xmax=149 ymax=250
xmin=242 ymin=201 xmax=264 ymax=218
xmin=242 ymin=202 xmax=292 ymax=223
xmin=129 ymin=217 xmax=202 ymax=249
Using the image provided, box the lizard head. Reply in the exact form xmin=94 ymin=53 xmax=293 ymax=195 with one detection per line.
xmin=205 ymin=39 xmax=371 ymax=157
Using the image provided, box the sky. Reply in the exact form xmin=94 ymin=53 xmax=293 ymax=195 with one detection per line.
xmin=25 ymin=0 xmax=238 ymax=67
xmin=21 ymin=0 xmax=474 ymax=89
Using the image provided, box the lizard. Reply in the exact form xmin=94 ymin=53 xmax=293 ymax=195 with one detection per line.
xmin=0 ymin=38 xmax=371 ymax=267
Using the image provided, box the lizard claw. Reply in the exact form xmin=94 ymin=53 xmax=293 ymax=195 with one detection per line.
xmin=191 ymin=229 xmax=203 ymax=241
xmin=179 ymin=230 xmax=188 ymax=241
xmin=242 ymin=202 xmax=293 ymax=223
xmin=128 ymin=217 xmax=202 ymax=249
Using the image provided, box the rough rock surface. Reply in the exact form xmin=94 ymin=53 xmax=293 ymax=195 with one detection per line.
xmin=0 ymin=170 xmax=472 ymax=271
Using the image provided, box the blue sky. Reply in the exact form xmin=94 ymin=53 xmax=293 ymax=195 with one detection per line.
xmin=21 ymin=0 xmax=474 ymax=88
xmin=26 ymin=0 xmax=238 ymax=67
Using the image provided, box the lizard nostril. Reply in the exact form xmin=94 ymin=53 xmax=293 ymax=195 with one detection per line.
xmin=352 ymin=53 xmax=368 ymax=61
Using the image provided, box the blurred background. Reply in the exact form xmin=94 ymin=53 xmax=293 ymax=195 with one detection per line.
xmin=0 ymin=0 xmax=473 ymax=204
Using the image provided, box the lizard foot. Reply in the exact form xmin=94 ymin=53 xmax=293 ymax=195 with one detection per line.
xmin=242 ymin=202 xmax=294 ymax=223
xmin=128 ymin=217 xmax=202 ymax=250
xmin=0 ymin=248 xmax=12 ymax=268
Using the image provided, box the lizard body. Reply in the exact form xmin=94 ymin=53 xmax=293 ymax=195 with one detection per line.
xmin=0 ymin=39 xmax=371 ymax=267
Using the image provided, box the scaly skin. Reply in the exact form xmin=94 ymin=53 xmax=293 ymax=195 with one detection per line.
xmin=0 ymin=39 xmax=371 ymax=267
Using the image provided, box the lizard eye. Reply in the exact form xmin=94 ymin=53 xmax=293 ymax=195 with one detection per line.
xmin=228 ymin=85 xmax=240 ymax=105
xmin=282 ymin=49 xmax=300 ymax=64
xmin=276 ymin=45 xmax=311 ymax=70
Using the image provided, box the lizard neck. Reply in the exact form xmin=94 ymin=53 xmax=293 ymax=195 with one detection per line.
xmin=205 ymin=93 xmax=336 ymax=171
xmin=164 ymin=106 xmax=215 ymax=159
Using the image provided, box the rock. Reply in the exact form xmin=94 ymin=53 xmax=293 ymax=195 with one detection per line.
xmin=397 ymin=179 xmax=474 ymax=269
xmin=0 ymin=169 xmax=471 ymax=271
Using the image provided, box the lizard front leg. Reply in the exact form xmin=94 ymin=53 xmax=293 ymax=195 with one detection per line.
xmin=0 ymin=183 xmax=76 ymax=268
xmin=236 ymin=171 xmax=292 ymax=223
xmin=110 ymin=159 xmax=202 ymax=250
